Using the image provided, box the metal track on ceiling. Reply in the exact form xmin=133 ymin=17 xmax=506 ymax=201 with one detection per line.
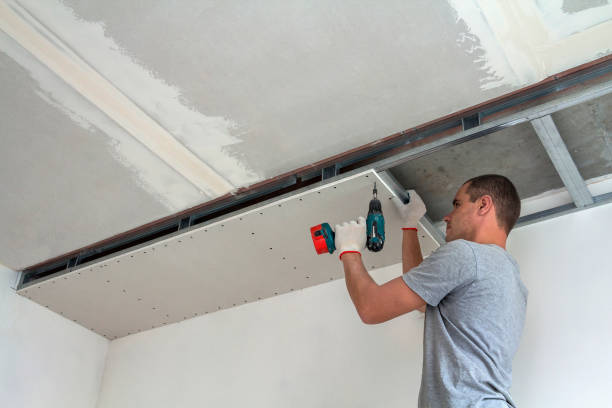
xmin=18 ymin=56 xmax=612 ymax=288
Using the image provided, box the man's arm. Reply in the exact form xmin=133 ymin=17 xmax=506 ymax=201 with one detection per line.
xmin=401 ymin=229 xmax=423 ymax=273
xmin=335 ymin=191 xmax=428 ymax=323
xmin=393 ymin=192 xmax=428 ymax=313
xmin=401 ymin=229 xmax=426 ymax=313
xmin=341 ymin=252 xmax=425 ymax=324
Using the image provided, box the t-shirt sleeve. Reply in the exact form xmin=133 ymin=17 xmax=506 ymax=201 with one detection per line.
xmin=402 ymin=239 xmax=477 ymax=306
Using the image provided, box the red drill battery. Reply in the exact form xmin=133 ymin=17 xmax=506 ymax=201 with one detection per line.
xmin=310 ymin=223 xmax=336 ymax=254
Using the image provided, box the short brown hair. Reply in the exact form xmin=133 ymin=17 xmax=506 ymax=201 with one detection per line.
xmin=464 ymin=175 xmax=521 ymax=234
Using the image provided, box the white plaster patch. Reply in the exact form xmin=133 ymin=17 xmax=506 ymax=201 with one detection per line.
xmin=5 ymin=0 xmax=261 ymax=188
xmin=448 ymin=0 xmax=612 ymax=87
xmin=535 ymin=0 xmax=612 ymax=39
xmin=0 ymin=30 xmax=206 ymax=211
xmin=447 ymin=0 xmax=525 ymax=90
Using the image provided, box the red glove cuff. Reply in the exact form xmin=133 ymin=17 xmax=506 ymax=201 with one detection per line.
xmin=339 ymin=250 xmax=361 ymax=260
xmin=402 ymin=227 xmax=418 ymax=231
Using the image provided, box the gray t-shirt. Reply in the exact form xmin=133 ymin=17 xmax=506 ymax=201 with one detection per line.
xmin=403 ymin=239 xmax=527 ymax=408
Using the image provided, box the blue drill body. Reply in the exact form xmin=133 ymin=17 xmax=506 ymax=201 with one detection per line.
xmin=366 ymin=183 xmax=385 ymax=252
xmin=310 ymin=182 xmax=390 ymax=255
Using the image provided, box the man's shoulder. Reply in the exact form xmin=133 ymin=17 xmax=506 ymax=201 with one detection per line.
xmin=446 ymin=239 xmax=509 ymax=259
xmin=440 ymin=239 xmax=475 ymax=254
xmin=435 ymin=239 xmax=477 ymax=265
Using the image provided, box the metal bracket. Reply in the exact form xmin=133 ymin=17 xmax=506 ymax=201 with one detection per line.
xmin=321 ymin=164 xmax=340 ymax=180
xmin=179 ymin=216 xmax=191 ymax=230
xmin=462 ymin=113 xmax=481 ymax=130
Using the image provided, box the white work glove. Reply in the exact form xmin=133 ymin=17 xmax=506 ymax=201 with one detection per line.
xmin=392 ymin=189 xmax=426 ymax=230
xmin=334 ymin=216 xmax=367 ymax=259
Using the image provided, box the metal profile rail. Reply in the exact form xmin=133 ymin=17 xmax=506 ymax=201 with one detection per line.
xmin=531 ymin=115 xmax=594 ymax=208
xmin=18 ymin=56 xmax=612 ymax=288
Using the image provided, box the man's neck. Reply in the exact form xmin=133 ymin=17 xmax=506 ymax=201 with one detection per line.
xmin=471 ymin=230 xmax=508 ymax=249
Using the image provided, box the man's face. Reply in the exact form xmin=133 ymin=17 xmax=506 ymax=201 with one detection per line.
xmin=443 ymin=183 xmax=479 ymax=242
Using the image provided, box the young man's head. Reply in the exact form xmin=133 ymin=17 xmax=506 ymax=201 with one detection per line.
xmin=443 ymin=175 xmax=520 ymax=244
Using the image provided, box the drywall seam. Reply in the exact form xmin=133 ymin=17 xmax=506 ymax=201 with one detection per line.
xmin=0 ymin=0 xmax=234 ymax=197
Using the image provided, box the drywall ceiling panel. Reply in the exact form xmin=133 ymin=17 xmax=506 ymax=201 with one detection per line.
xmin=390 ymin=121 xmax=566 ymax=222
xmin=17 ymin=170 xmax=440 ymax=339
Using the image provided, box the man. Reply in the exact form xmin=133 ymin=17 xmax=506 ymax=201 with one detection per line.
xmin=335 ymin=174 xmax=527 ymax=407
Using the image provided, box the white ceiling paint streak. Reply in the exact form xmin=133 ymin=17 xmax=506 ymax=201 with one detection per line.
xmin=0 ymin=31 xmax=206 ymax=211
xmin=0 ymin=0 xmax=261 ymax=198
xmin=536 ymin=0 xmax=612 ymax=39
xmin=447 ymin=0 xmax=524 ymax=90
xmin=448 ymin=0 xmax=612 ymax=86
xmin=12 ymin=0 xmax=261 ymax=189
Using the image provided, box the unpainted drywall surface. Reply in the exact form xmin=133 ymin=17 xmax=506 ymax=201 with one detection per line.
xmin=0 ymin=264 xmax=108 ymax=408
xmin=17 ymin=170 xmax=439 ymax=339
xmin=95 ymin=201 xmax=612 ymax=407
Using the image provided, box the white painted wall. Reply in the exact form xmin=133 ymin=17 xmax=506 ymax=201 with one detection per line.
xmin=0 ymin=265 xmax=108 ymax=408
xmin=95 ymin=200 xmax=612 ymax=407
xmin=507 ymin=202 xmax=612 ymax=407
xmin=6 ymin=203 xmax=610 ymax=408
xmin=96 ymin=264 xmax=424 ymax=407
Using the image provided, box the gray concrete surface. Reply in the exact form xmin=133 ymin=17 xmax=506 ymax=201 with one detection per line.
xmin=391 ymin=94 xmax=612 ymax=222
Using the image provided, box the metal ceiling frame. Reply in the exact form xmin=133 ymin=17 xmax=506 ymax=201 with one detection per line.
xmin=17 ymin=56 xmax=612 ymax=288
xmin=531 ymin=115 xmax=594 ymax=208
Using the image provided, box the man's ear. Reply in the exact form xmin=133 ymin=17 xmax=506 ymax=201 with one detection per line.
xmin=477 ymin=195 xmax=494 ymax=215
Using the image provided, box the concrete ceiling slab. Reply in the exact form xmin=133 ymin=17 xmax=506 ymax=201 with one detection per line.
xmin=389 ymin=121 xmax=565 ymax=222
xmin=16 ymin=170 xmax=440 ymax=339
xmin=389 ymin=94 xmax=611 ymax=222
xmin=550 ymin=93 xmax=612 ymax=180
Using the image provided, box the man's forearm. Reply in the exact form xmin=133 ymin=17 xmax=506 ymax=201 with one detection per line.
xmin=402 ymin=229 xmax=423 ymax=273
xmin=402 ymin=229 xmax=426 ymax=312
xmin=341 ymin=253 xmax=377 ymax=322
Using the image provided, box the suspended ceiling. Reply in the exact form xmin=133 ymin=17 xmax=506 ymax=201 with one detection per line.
xmin=0 ymin=0 xmax=610 ymax=272
xmin=16 ymin=171 xmax=440 ymax=339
